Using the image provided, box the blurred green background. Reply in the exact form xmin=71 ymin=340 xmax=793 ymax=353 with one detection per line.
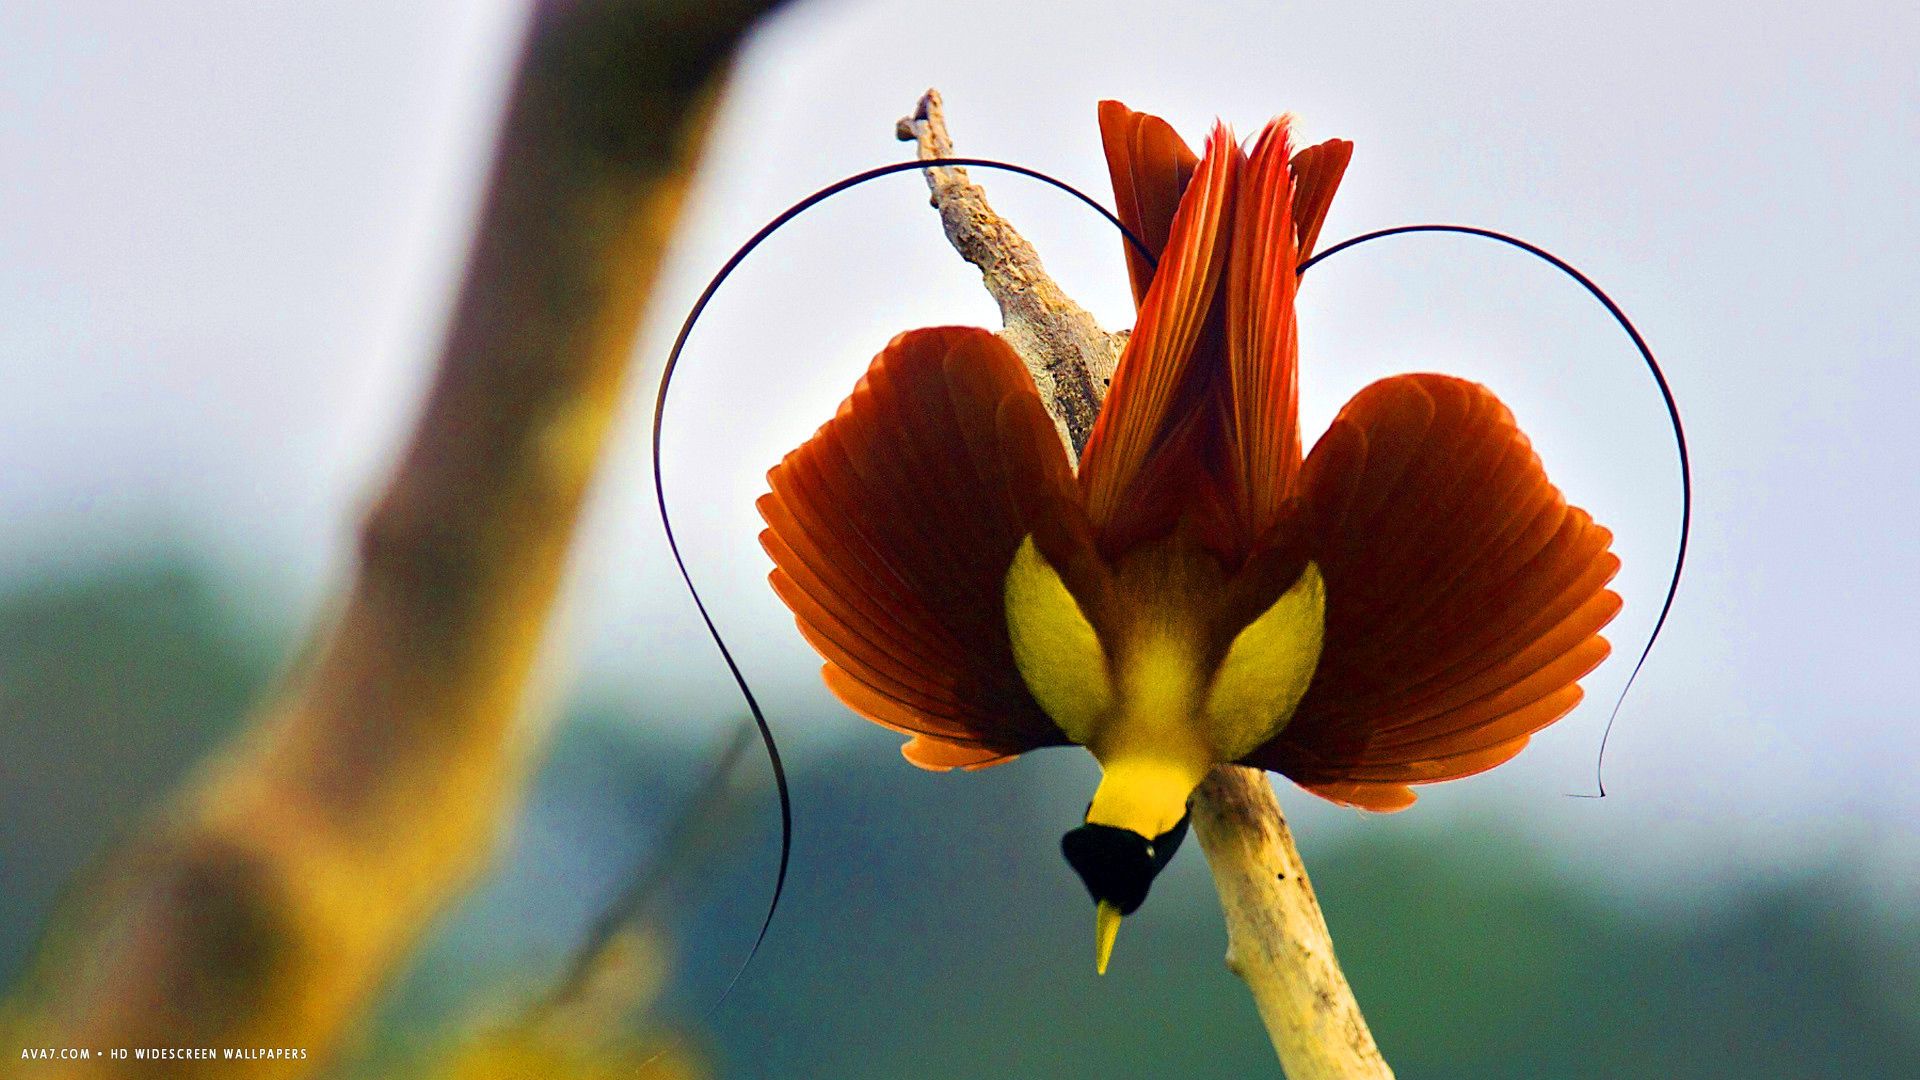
xmin=4 ymin=3 xmax=1918 ymax=1074
xmin=3 ymin=548 xmax=1913 ymax=1078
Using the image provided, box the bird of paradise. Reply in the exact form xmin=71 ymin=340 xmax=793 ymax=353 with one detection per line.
xmin=757 ymin=101 xmax=1621 ymax=972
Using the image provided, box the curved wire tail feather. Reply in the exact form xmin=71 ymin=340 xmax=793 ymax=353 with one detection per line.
xmin=650 ymin=157 xmax=1685 ymax=1001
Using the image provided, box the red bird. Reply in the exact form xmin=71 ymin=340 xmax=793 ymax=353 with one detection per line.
xmin=758 ymin=102 xmax=1620 ymax=971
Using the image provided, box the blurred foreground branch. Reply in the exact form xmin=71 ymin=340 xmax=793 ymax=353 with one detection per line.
xmin=6 ymin=2 xmax=779 ymax=1073
xmin=899 ymin=90 xmax=1392 ymax=1079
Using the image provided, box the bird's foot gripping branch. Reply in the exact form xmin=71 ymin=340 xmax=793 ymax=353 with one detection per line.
xmin=757 ymin=89 xmax=1629 ymax=1078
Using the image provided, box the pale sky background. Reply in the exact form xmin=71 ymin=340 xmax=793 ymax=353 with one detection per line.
xmin=1 ymin=1 xmax=1914 ymax=898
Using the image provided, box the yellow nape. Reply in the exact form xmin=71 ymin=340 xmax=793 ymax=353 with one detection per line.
xmin=1081 ymin=594 xmax=1215 ymax=837
xmin=1095 ymin=901 xmax=1123 ymax=975
xmin=1086 ymin=753 xmax=1209 ymax=838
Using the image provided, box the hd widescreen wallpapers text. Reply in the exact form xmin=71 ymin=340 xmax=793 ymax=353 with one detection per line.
xmin=1 ymin=2 xmax=1914 ymax=1077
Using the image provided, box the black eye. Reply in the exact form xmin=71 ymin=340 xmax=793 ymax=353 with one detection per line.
xmin=1149 ymin=810 xmax=1192 ymax=873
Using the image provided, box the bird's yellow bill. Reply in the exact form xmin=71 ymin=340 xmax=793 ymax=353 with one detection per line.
xmin=1094 ymin=901 xmax=1124 ymax=975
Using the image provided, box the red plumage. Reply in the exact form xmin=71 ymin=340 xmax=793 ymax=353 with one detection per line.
xmin=758 ymin=101 xmax=1619 ymax=810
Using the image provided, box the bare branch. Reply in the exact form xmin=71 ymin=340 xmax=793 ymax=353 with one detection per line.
xmin=1193 ymin=767 xmax=1394 ymax=1078
xmin=896 ymin=89 xmax=1122 ymax=454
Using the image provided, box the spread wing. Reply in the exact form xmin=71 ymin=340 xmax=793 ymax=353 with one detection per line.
xmin=1246 ymin=373 xmax=1621 ymax=810
xmin=758 ymin=327 xmax=1089 ymax=770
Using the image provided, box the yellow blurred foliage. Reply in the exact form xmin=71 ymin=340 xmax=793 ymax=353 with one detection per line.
xmin=418 ymin=1028 xmax=705 ymax=1080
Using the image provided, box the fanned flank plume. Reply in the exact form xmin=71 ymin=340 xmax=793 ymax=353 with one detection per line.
xmin=758 ymin=328 xmax=1083 ymax=770
xmin=1243 ymin=374 xmax=1620 ymax=810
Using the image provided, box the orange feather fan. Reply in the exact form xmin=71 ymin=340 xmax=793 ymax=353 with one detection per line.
xmin=760 ymin=101 xmax=1618 ymax=816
